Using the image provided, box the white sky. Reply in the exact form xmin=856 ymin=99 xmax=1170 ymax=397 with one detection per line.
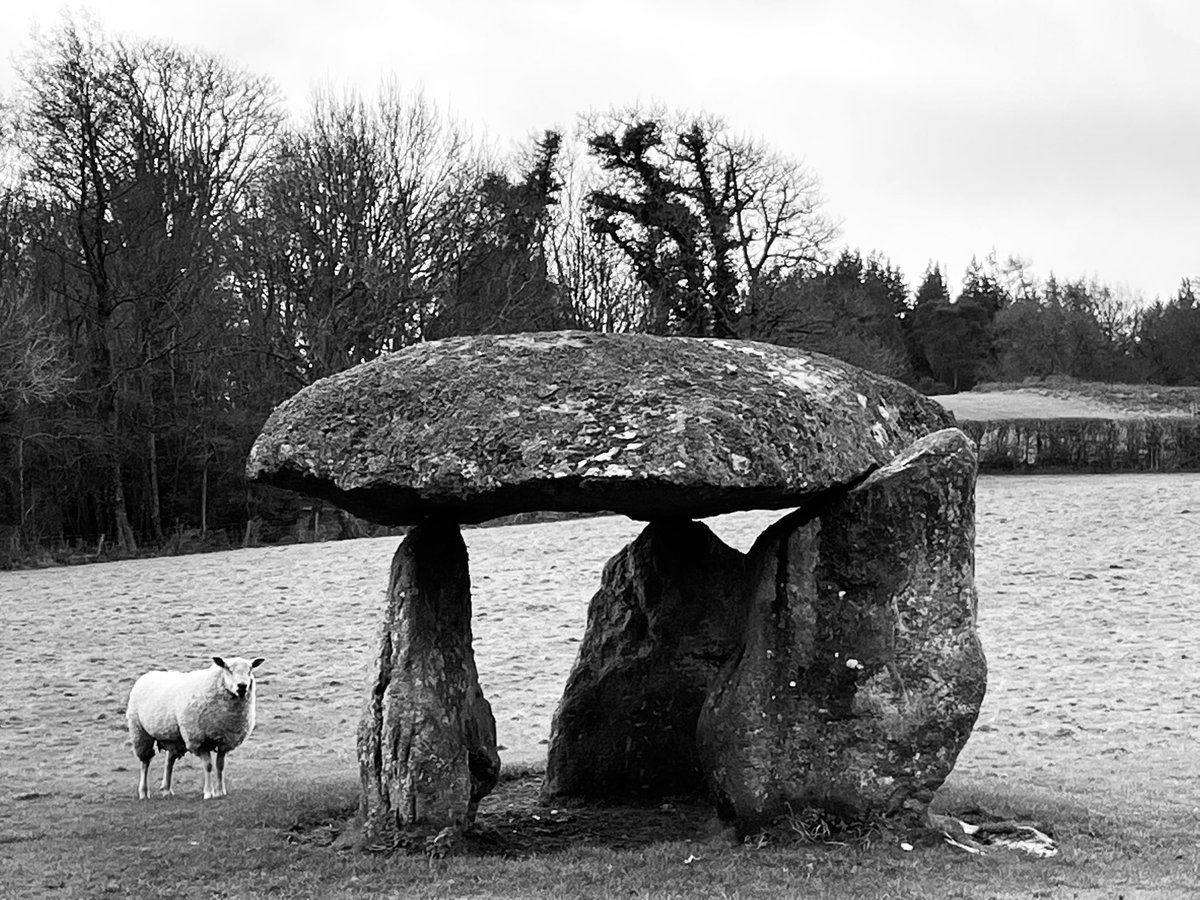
xmin=2 ymin=0 xmax=1197 ymax=302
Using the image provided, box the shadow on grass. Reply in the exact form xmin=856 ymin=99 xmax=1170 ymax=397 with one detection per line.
xmin=287 ymin=768 xmax=725 ymax=858
xmin=284 ymin=768 xmax=1088 ymax=862
xmin=8 ymin=770 xmax=1199 ymax=900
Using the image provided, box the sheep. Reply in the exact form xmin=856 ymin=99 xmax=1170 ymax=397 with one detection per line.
xmin=125 ymin=656 xmax=265 ymax=800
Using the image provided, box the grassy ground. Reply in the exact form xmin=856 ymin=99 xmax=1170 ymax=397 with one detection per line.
xmin=3 ymin=476 xmax=1199 ymax=898
xmin=4 ymin=769 xmax=1198 ymax=899
xmin=940 ymin=378 xmax=1200 ymax=420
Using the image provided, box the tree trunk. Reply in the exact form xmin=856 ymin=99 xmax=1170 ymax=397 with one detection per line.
xmin=147 ymin=431 xmax=164 ymax=544
xmin=200 ymin=458 xmax=208 ymax=535
xmin=108 ymin=451 xmax=137 ymax=553
xmin=358 ymin=520 xmax=500 ymax=845
xmin=16 ymin=429 xmax=25 ymax=528
xmin=104 ymin=394 xmax=137 ymax=553
xmin=92 ymin=305 xmax=136 ymax=554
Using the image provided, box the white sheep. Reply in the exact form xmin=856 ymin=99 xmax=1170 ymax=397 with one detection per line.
xmin=125 ymin=656 xmax=265 ymax=800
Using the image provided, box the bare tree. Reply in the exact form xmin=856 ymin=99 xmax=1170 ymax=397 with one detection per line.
xmin=111 ymin=38 xmax=281 ymax=542
xmin=251 ymin=83 xmax=481 ymax=381
xmin=0 ymin=196 xmax=72 ymax=415
xmin=543 ymin=131 xmax=645 ymax=332
xmin=726 ymin=135 xmax=839 ymax=302
xmin=14 ymin=20 xmax=139 ymax=550
xmin=11 ymin=16 xmax=281 ymax=551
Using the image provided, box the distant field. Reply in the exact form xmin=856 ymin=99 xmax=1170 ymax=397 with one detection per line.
xmin=936 ymin=392 xmax=1134 ymax=420
xmin=936 ymin=380 xmax=1200 ymax=421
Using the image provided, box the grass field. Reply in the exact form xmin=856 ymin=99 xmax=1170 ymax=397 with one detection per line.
xmin=937 ymin=380 xmax=1200 ymax=421
xmin=2 ymin=474 xmax=1199 ymax=898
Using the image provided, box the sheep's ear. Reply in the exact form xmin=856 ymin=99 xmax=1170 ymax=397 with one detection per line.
xmin=212 ymin=656 xmax=228 ymax=669
xmin=251 ymin=657 xmax=265 ymax=669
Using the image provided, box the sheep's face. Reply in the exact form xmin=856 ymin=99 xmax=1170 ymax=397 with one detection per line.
xmin=213 ymin=656 xmax=265 ymax=700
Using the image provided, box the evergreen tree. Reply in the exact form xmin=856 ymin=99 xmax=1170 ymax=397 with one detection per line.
xmin=741 ymin=249 xmax=911 ymax=380
xmin=904 ymin=265 xmax=950 ymax=383
xmin=586 ymin=110 xmax=834 ymax=337
xmin=1136 ymin=279 xmax=1200 ymax=384
xmin=433 ymin=131 xmax=568 ymax=336
xmin=957 ymin=256 xmax=1009 ymax=321
xmin=907 ymin=264 xmax=991 ymax=391
xmin=588 ymin=119 xmax=715 ymax=335
xmin=913 ymin=264 xmax=951 ymax=308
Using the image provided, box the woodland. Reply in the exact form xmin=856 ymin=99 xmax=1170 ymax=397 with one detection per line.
xmin=1 ymin=20 xmax=1197 ymax=565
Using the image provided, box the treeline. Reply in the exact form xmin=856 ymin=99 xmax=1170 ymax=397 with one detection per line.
xmin=0 ymin=20 xmax=1197 ymax=564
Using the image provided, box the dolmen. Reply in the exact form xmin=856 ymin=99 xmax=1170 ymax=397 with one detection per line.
xmin=246 ymin=330 xmax=987 ymax=845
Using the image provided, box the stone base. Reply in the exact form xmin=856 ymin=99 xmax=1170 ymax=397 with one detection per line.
xmin=358 ymin=521 xmax=500 ymax=843
xmin=542 ymin=519 xmax=746 ymax=802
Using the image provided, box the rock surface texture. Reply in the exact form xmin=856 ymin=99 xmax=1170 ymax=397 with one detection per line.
xmin=542 ymin=519 xmax=747 ymax=802
xmin=358 ymin=521 xmax=500 ymax=844
xmin=696 ymin=428 xmax=986 ymax=829
xmin=246 ymin=331 xmax=955 ymax=524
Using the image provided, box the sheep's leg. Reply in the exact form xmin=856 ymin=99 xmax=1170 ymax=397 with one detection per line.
xmin=200 ymin=749 xmax=215 ymax=800
xmin=160 ymin=748 xmax=184 ymax=797
xmin=129 ymin=723 xmax=155 ymax=801
xmin=214 ymin=749 xmax=228 ymax=797
xmin=137 ymin=759 xmax=152 ymax=801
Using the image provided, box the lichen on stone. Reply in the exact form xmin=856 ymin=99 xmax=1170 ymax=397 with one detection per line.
xmin=247 ymin=331 xmax=955 ymax=524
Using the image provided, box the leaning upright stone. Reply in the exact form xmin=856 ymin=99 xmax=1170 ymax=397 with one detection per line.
xmin=542 ymin=519 xmax=747 ymax=802
xmin=697 ymin=428 xmax=986 ymax=830
xmin=358 ymin=520 xmax=500 ymax=844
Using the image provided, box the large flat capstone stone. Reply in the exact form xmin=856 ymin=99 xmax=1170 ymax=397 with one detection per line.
xmin=247 ymin=331 xmax=955 ymax=524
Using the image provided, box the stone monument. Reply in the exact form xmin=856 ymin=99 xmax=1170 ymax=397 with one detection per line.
xmin=247 ymin=331 xmax=985 ymax=844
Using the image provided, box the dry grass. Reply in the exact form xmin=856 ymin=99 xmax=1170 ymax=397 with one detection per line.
xmin=2 ymin=773 xmax=1197 ymax=899
xmin=939 ymin=378 xmax=1200 ymax=421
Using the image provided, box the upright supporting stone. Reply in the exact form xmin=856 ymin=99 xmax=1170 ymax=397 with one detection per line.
xmin=697 ymin=428 xmax=987 ymax=829
xmin=358 ymin=520 xmax=500 ymax=844
xmin=543 ymin=519 xmax=746 ymax=802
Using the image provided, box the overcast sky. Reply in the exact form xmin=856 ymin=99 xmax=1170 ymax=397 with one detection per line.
xmin=2 ymin=0 xmax=1197 ymax=302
